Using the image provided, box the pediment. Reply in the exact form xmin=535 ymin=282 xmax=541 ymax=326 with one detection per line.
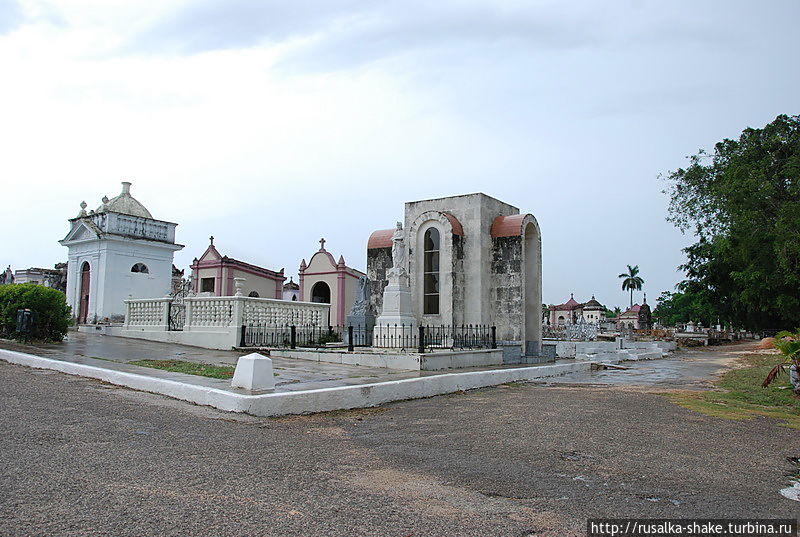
xmin=198 ymin=245 xmax=222 ymax=262
xmin=61 ymin=221 xmax=99 ymax=243
xmin=307 ymin=251 xmax=336 ymax=272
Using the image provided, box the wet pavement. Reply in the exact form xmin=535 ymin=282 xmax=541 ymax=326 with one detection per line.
xmin=0 ymin=331 xmax=574 ymax=394
xmin=0 ymin=331 xmax=430 ymax=393
xmin=0 ymin=332 xmax=765 ymax=395
xmin=544 ymin=341 xmax=765 ymax=390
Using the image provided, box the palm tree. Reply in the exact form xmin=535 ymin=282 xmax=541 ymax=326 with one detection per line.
xmin=618 ymin=264 xmax=644 ymax=307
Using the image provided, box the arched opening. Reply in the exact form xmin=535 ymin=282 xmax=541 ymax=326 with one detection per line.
xmin=311 ymin=281 xmax=330 ymax=304
xmin=78 ymin=261 xmax=91 ymax=324
xmin=423 ymin=227 xmax=440 ymax=314
xmin=523 ymin=221 xmax=541 ymax=356
xmin=557 ymin=315 xmax=565 ymax=326
xmin=131 ymin=263 xmax=149 ymax=273
xmin=248 ymin=291 xmax=260 ymax=298
xmin=291 ymin=295 xmax=297 ymax=301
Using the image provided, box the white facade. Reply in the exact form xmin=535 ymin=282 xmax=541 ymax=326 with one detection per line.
xmin=60 ymin=182 xmax=183 ymax=323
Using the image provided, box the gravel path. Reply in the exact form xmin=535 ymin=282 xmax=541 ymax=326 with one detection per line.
xmin=0 ymin=342 xmax=797 ymax=536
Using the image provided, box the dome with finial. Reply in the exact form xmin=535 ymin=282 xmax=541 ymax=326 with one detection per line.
xmin=584 ymin=295 xmax=604 ymax=310
xmin=96 ymin=181 xmax=153 ymax=219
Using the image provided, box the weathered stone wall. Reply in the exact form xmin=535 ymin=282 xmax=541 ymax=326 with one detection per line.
xmin=490 ymin=236 xmax=524 ymax=342
xmin=367 ymin=247 xmax=392 ymax=316
xmin=451 ymin=234 xmax=465 ymax=326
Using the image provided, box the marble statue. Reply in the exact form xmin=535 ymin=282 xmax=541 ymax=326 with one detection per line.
xmin=349 ymin=276 xmax=371 ymax=316
xmin=390 ymin=221 xmax=407 ymax=276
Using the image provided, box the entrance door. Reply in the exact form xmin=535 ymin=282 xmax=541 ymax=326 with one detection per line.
xmin=311 ymin=281 xmax=331 ymax=303
xmin=78 ymin=262 xmax=90 ymax=324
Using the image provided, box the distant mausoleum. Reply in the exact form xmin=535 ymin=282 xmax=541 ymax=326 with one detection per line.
xmin=298 ymin=239 xmax=365 ymax=327
xmin=60 ymin=182 xmax=183 ymax=324
xmin=618 ymin=297 xmax=652 ymax=330
xmin=190 ymin=238 xmax=285 ymax=299
xmin=367 ymin=193 xmax=542 ymax=358
xmin=548 ymin=294 xmax=605 ymax=325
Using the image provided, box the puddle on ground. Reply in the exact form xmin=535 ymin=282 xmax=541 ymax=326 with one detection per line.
xmin=779 ymin=479 xmax=800 ymax=502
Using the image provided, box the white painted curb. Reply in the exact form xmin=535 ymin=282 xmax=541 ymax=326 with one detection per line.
xmin=0 ymin=349 xmax=590 ymax=417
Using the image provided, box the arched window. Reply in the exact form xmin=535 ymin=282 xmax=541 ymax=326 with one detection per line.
xmin=248 ymin=291 xmax=260 ymax=298
xmin=423 ymin=228 xmax=440 ymax=314
xmin=291 ymin=295 xmax=297 ymax=301
xmin=131 ymin=263 xmax=149 ymax=273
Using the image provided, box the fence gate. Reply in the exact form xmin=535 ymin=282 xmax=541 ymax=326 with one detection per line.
xmin=168 ymin=280 xmax=192 ymax=331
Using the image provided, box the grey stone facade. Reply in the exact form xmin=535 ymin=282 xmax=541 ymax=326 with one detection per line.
xmin=366 ymin=246 xmax=392 ymax=318
xmin=367 ymin=193 xmax=542 ymax=358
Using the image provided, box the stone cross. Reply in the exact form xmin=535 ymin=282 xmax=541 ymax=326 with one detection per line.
xmin=209 ymin=235 xmax=214 ymax=246
xmin=319 ymin=237 xmax=326 ymax=250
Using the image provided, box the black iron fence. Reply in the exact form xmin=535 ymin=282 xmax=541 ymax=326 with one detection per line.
xmin=240 ymin=323 xmax=341 ymax=348
xmin=240 ymin=323 xmax=496 ymax=352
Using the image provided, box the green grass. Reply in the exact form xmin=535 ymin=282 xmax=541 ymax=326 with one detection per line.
xmin=665 ymin=354 xmax=800 ymax=429
xmin=129 ymin=359 xmax=236 ymax=380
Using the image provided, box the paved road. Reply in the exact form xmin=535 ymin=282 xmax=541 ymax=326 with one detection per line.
xmin=1 ymin=343 xmax=798 ymax=536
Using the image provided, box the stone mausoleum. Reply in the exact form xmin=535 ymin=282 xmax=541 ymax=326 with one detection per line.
xmin=190 ymin=237 xmax=285 ymax=299
xmin=60 ymin=182 xmax=183 ymax=323
xmin=367 ymin=193 xmax=542 ymax=359
xmin=299 ymin=239 xmax=365 ymax=327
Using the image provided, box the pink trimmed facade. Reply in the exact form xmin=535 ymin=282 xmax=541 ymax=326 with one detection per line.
xmin=190 ymin=240 xmax=285 ymax=299
xmin=298 ymin=239 xmax=365 ymax=327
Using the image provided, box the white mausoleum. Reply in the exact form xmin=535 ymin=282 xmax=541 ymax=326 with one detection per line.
xmin=60 ymin=182 xmax=184 ymax=323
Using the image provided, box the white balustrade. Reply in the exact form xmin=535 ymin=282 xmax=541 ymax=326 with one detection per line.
xmin=124 ymin=298 xmax=170 ymax=328
xmin=124 ymin=295 xmax=331 ymax=338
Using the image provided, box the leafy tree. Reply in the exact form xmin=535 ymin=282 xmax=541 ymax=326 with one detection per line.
xmin=653 ymin=289 xmax=716 ymax=327
xmin=618 ymin=264 xmax=644 ymax=307
xmin=0 ymin=283 xmax=72 ymax=341
xmin=664 ymin=114 xmax=800 ymax=331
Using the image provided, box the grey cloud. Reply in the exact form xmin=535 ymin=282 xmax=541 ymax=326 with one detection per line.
xmin=123 ymin=0 xmax=369 ymax=54
xmin=277 ymin=4 xmax=605 ymax=73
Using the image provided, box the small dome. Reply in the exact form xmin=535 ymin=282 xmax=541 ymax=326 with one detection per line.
xmin=584 ymin=295 xmax=603 ymax=310
xmin=97 ymin=182 xmax=153 ymax=219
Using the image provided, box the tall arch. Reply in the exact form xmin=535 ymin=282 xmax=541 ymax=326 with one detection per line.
xmin=409 ymin=210 xmax=463 ymax=325
xmin=423 ymin=228 xmax=440 ymax=314
xmin=311 ymin=281 xmax=331 ymax=304
xmin=78 ymin=261 xmax=91 ymax=324
xmin=523 ymin=220 xmax=542 ymax=355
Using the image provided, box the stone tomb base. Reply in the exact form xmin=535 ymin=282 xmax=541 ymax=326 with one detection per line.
xmin=269 ymin=347 xmax=503 ymax=371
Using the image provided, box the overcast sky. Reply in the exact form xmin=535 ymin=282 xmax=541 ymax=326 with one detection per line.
xmin=1 ymin=0 xmax=798 ymax=309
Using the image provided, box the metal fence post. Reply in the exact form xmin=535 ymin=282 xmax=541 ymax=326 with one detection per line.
xmin=290 ymin=325 xmax=296 ymax=349
xmin=491 ymin=326 xmax=496 ymax=349
xmin=348 ymin=325 xmax=354 ymax=352
xmin=418 ymin=325 xmax=425 ymax=354
xmin=240 ymin=324 xmax=246 ymax=347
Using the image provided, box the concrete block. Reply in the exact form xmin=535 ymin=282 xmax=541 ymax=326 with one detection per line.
xmin=231 ymin=353 xmax=275 ymax=391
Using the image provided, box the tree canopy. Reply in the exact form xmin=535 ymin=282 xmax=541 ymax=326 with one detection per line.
xmin=663 ymin=114 xmax=800 ymax=330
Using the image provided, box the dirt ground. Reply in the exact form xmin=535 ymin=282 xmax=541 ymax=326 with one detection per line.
xmin=0 ymin=341 xmax=797 ymax=536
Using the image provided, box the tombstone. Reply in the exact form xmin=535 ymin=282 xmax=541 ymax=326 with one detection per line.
xmin=374 ymin=222 xmax=416 ymax=346
xmin=346 ymin=276 xmax=376 ymax=345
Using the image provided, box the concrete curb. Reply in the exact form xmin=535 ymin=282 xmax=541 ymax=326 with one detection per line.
xmin=0 ymin=349 xmax=590 ymax=417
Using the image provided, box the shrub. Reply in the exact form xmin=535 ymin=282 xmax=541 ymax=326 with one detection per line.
xmin=0 ymin=284 xmax=72 ymax=342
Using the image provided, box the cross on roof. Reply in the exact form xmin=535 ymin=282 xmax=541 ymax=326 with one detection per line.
xmin=319 ymin=237 xmax=326 ymax=250
xmin=209 ymin=235 xmax=214 ymax=246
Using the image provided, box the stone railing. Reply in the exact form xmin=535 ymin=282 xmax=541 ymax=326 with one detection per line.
xmin=185 ymin=297 xmax=235 ymax=328
xmin=87 ymin=212 xmax=176 ymax=243
xmin=124 ymin=298 xmax=170 ymax=329
xmin=123 ymin=294 xmax=331 ymax=350
xmin=125 ymin=296 xmax=330 ymax=330
xmin=241 ymin=297 xmax=328 ymax=326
